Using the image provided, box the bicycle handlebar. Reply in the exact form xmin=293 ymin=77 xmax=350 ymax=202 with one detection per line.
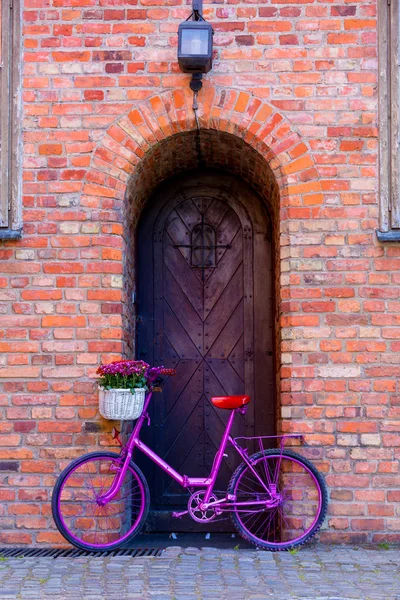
xmin=159 ymin=368 xmax=176 ymax=376
xmin=152 ymin=368 xmax=176 ymax=389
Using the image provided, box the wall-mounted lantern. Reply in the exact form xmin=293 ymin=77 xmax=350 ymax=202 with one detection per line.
xmin=178 ymin=21 xmax=213 ymax=74
xmin=178 ymin=0 xmax=213 ymax=92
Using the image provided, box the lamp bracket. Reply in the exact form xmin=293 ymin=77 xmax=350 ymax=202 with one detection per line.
xmin=193 ymin=0 xmax=203 ymax=18
xmin=190 ymin=73 xmax=203 ymax=93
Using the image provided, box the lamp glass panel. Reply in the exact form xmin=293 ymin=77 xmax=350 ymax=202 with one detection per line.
xmin=181 ymin=28 xmax=209 ymax=56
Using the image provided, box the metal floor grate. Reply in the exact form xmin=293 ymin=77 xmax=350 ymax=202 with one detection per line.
xmin=0 ymin=547 xmax=164 ymax=559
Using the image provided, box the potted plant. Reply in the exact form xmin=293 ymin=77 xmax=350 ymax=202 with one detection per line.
xmin=97 ymin=360 xmax=163 ymax=420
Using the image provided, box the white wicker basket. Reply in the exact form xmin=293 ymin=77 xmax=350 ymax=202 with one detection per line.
xmin=98 ymin=387 xmax=146 ymax=420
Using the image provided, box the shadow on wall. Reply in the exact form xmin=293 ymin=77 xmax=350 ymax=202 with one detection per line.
xmin=125 ymin=129 xmax=280 ymax=226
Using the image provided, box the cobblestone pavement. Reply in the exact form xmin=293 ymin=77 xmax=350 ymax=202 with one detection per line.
xmin=0 ymin=545 xmax=399 ymax=600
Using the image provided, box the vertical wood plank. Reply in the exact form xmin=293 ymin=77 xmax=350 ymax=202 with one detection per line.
xmin=253 ymin=228 xmax=275 ymax=437
xmin=9 ymin=0 xmax=22 ymax=230
xmin=0 ymin=0 xmax=11 ymax=227
xmin=0 ymin=0 xmax=21 ymax=230
xmin=390 ymin=0 xmax=400 ymax=227
xmin=378 ymin=0 xmax=390 ymax=231
xmin=242 ymin=219 xmax=255 ymax=437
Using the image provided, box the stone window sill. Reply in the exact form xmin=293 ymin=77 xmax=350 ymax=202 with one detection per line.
xmin=0 ymin=228 xmax=22 ymax=240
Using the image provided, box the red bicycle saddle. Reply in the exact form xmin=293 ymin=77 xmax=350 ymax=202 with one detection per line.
xmin=211 ymin=395 xmax=251 ymax=410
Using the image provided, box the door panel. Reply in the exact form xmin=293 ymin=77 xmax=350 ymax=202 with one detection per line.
xmin=137 ymin=171 xmax=274 ymax=532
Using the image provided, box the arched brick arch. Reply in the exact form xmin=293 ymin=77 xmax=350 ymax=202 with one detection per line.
xmin=80 ymin=85 xmax=323 ymax=417
xmin=81 ymin=84 xmax=322 ymax=221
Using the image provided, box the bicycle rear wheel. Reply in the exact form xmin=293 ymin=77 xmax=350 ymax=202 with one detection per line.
xmin=52 ymin=451 xmax=149 ymax=551
xmin=228 ymin=449 xmax=328 ymax=551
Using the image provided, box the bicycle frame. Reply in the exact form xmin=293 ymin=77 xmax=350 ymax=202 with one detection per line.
xmin=98 ymin=391 xmax=284 ymax=512
xmin=53 ymin=385 xmax=326 ymax=553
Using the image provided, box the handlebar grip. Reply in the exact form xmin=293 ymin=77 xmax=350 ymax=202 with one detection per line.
xmin=159 ymin=368 xmax=176 ymax=376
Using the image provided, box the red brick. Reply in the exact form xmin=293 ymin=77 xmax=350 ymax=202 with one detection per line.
xmin=42 ymin=316 xmax=86 ymax=328
xmin=0 ymin=532 xmax=32 ymax=544
xmin=388 ymin=491 xmax=400 ymax=502
xmin=351 ymin=519 xmax=385 ymax=531
xmin=39 ymin=144 xmax=62 ymax=155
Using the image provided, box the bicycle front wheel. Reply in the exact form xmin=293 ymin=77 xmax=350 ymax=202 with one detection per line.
xmin=52 ymin=451 xmax=149 ymax=551
xmin=228 ymin=449 xmax=328 ymax=551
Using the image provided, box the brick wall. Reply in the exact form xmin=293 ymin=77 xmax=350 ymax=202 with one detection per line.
xmin=1 ymin=0 xmax=399 ymax=545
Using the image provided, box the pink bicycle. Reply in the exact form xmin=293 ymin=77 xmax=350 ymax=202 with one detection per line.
xmin=52 ymin=370 xmax=328 ymax=552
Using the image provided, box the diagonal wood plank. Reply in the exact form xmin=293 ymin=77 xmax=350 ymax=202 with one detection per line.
xmin=204 ymin=266 xmax=243 ymax=349
xmin=161 ymin=335 xmax=180 ymax=368
xmin=176 ymin=198 xmax=202 ymax=230
xmin=192 ymin=196 xmax=213 ymax=215
xmin=205 ymin=234 xmax=243 ymax=318
xmin=163 ymin=367 xmax=204 ymax=451
xmin=160 ymin=430 xmax=205 ymax=500
xmin=203 ymin=366 xmax=245 ymax=443
xmin=204 ymin=198 xmax=229 ymax=229
xmin=163 ymin=407 xmax=204 ymax=472
xmin=165 ymin=209 xmax=191 ymax=265
xmin=164 ymin=267 xmax=203 ymax=353
xmin=228 ymin=333 xmax=244 ymax=382
xmin=162 ymin=431 xmax=209 ymax=500
xmin=164 ymin=302 xmax=202 ymax=360
xmin=206 ymin=300 xmax=244 ymax=361
xmin=197 ymin=201 xmax=240 ymax=285
xmin=215 ymin=208 xmax=241 ymax=264
xmin=204 ymin=431 xmax=238 ymax=487
xmin=164 ymin=233 xmax=203 ymax=317
xmin=162 ymin=357 xmax=200 ymax=415
xmin=206 ymin=357 xmax=244 ymax=397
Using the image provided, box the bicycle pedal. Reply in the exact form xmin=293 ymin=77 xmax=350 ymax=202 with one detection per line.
xmin=172 ymin=510 xmax=188 ymax=519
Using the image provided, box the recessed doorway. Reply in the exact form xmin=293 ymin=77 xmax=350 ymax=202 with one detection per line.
xmin=136 ymin=169 xmax=275 ymax=531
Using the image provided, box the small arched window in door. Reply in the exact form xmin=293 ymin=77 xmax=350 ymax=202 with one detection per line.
xmin=191 ymin=222 xmax=216 ymax=268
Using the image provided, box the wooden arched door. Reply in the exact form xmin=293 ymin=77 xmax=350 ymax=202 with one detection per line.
xmin=136 ymin=170 xmax=274 ymax=531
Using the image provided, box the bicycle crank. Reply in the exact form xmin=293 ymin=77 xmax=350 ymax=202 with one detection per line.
xmin=187 ymin=491 xmax=222 ymax=523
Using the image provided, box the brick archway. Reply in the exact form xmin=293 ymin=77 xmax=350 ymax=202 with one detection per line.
xmin=82 ymin=84 xmax=322 ymax=225
xmin=81 ymin=84 xmax=323 ymax=433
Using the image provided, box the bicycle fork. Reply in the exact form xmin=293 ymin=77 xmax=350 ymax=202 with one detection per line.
xmin=97 ymin=450 xmax=132 ymax=506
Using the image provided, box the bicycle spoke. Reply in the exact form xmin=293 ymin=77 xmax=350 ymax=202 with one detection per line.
xmin=235 ymin=476 xmax=259 ymax=493
xmin=84 ymin=461 xmax=99 ymax=500
xmin=248 ymin=512 xmax=266 ymax=537
xmin=258 ymin=507 xmax=278 ymax=541
xmin=241 ymin=509 xmax=264 ymax=528
xmin=61 ymin=494 xmax=97 ymax=504
xmin=230 ymin=452 xmax=325 ymax=550
xmin=56 ymin=455 xmax=146 ymax=550
xmin=261 ymin=454 xmax=273 ymax=490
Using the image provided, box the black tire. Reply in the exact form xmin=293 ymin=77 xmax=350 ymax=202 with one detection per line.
xmin=228 ymin=449 xmax=328 ymax=551
xmin=52 ymin=451 xmax=150 ymax=551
